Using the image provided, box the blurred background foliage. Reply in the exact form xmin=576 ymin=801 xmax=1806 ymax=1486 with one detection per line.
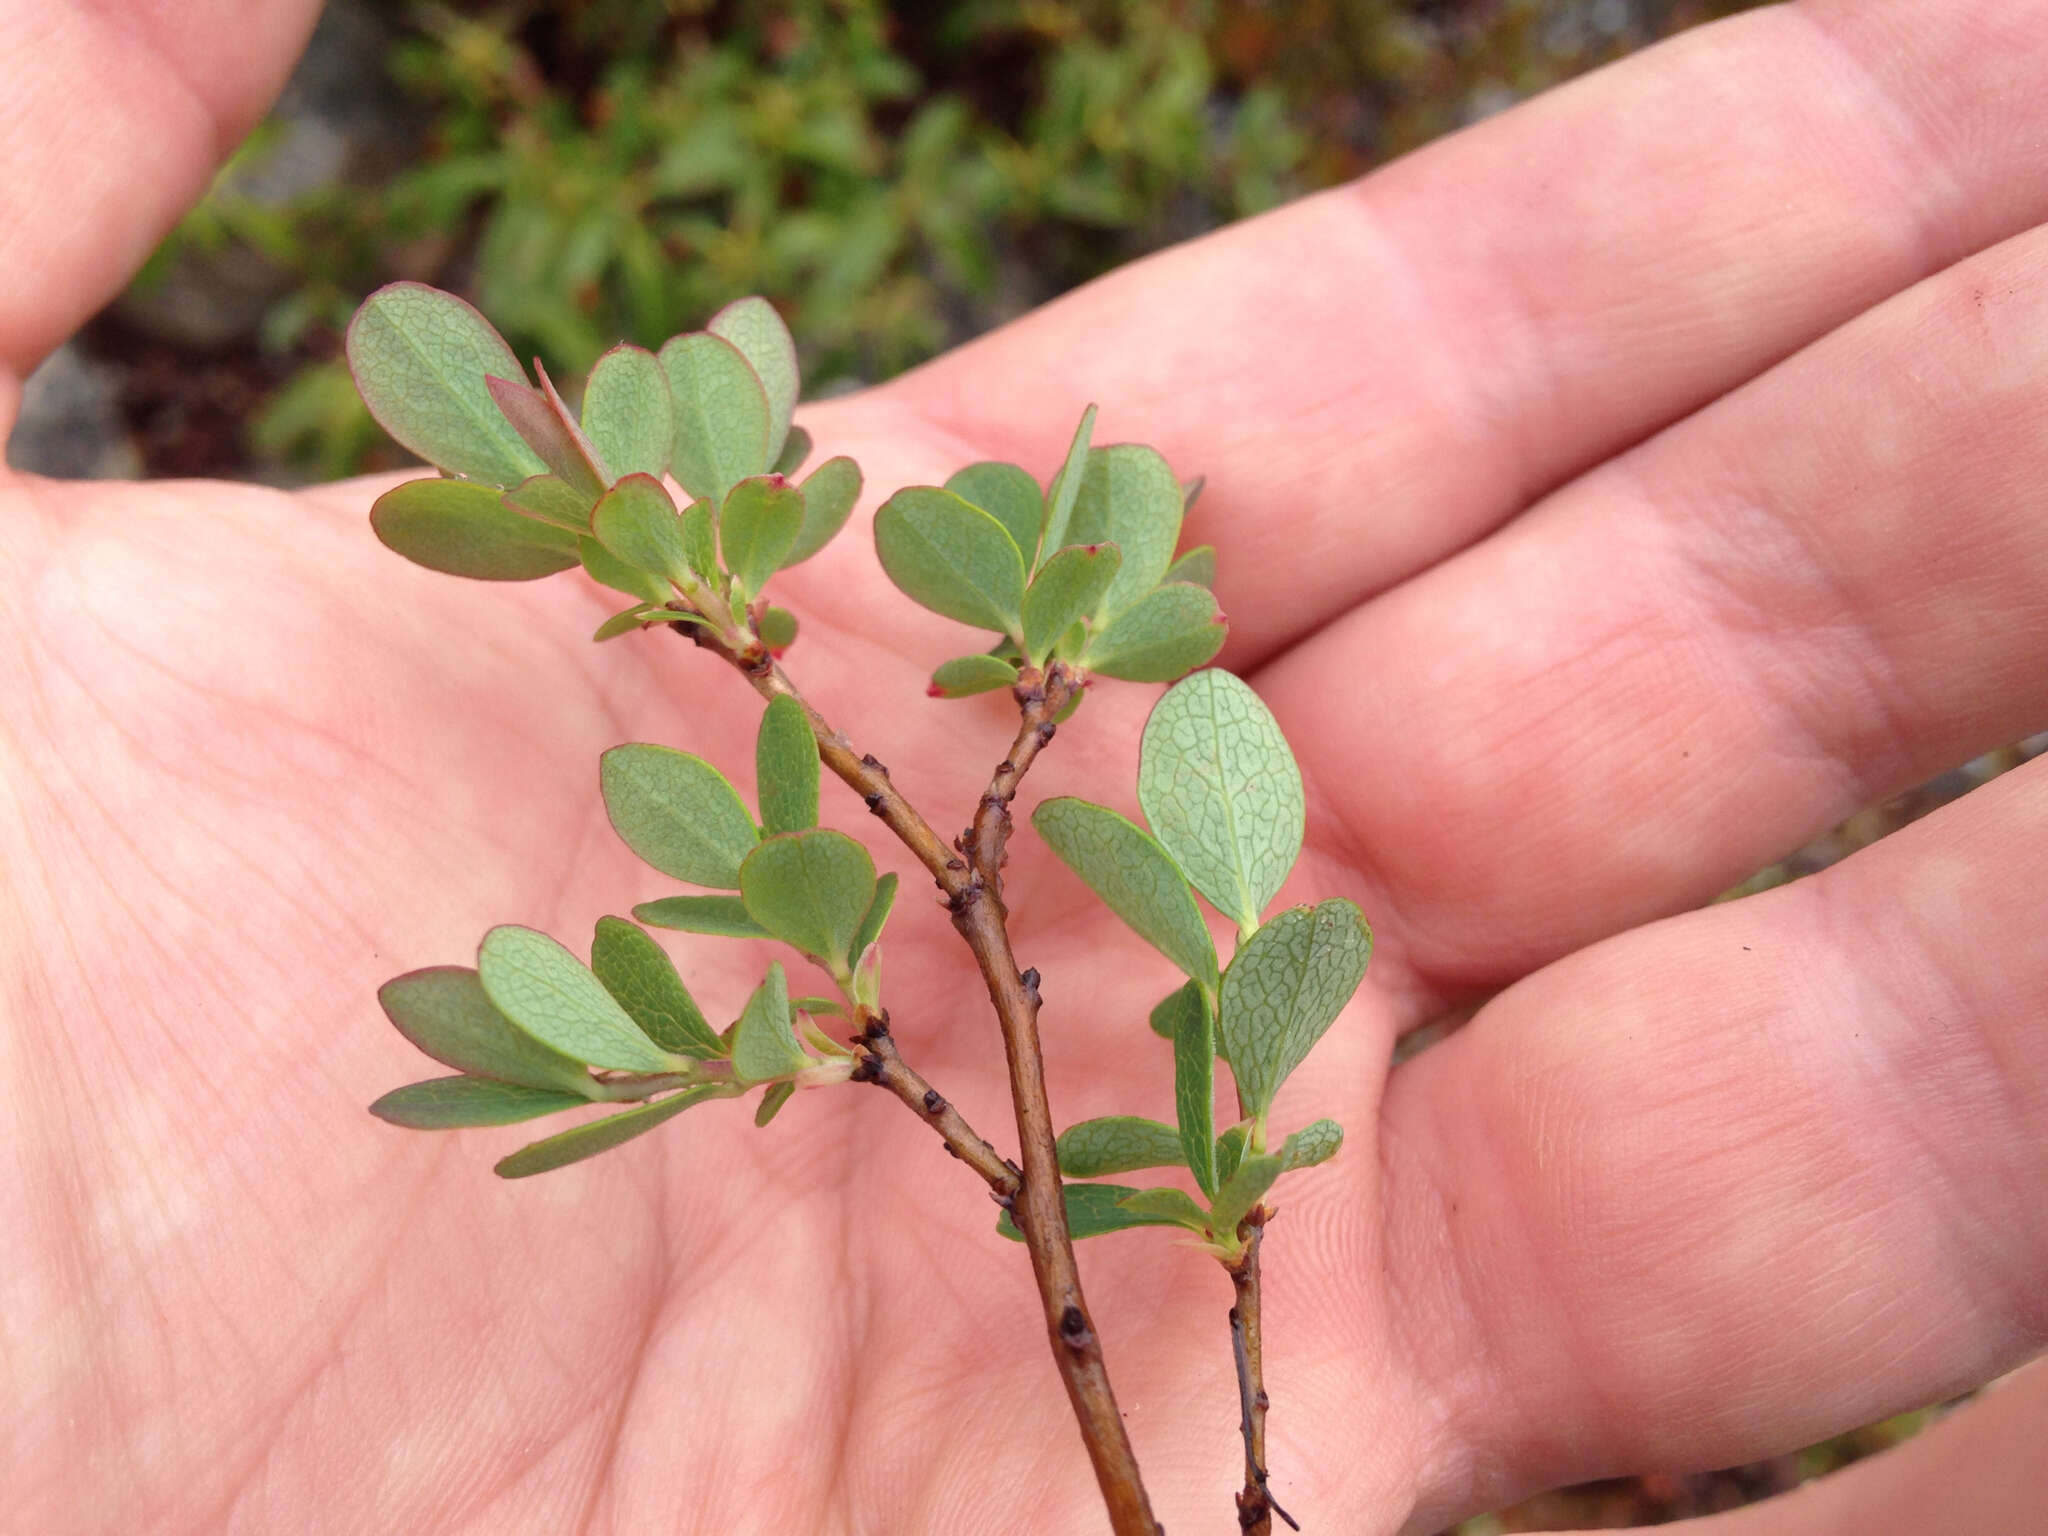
xmin=111 ymin=0 xmax=1759 ymax=481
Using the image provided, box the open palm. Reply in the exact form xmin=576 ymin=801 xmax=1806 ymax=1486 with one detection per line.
xmin=7 ymin=3 xmax=2046 ymax=1533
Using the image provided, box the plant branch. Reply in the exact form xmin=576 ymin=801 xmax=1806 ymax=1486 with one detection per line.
xmin=963 ymin=663 xmax=1073 ymax=893
xmin=685 ymin=627 xmax=1159 ymax=1536
xmin=1228 ymin=1212 xmax=1297 ymax=1534
xmin=849 ymin=1006 xmax=1021 ymax=1200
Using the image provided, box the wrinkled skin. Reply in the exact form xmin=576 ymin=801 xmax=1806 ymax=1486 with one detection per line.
xmin=4 ymin=3 xmax=2046 ymax=1532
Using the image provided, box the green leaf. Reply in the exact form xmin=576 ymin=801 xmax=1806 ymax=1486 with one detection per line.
xmin=1214 ymin=1124 xmax=1248 ymax=1184
xmin=1038 ymin=403 xmax=1097 ymax=563
xmin=1115 ymin=1186 xmax=1211 ymax=1233
xmin=755 ymin=1080 xmax=796 ymax=1127
xmin=929 ymin=654 xmax=1019 ymax=699
xmin=1082 ymin=582 xmax=1227 ymax=682
xmin=1182 ymin=476 xmax=1206 ymax=512
xmin=579 ymin=535 xmax=669 ymax=604
xmin=1055 ymin=1116 xmax=1185 ymax=1178
xmin=601 ymin=744 xmax=760 ymax=889
xmin=782 ymin=456 xmax=862 ymax=568
xmin=485 ymin=368 xmax=609 ymax=505
xmin=503 ymin=473 xmax=592 ymax=532
xmin=1031 ymin=797 xmax=1218 ymax=990
xmin=996 ymin=1181 xmax=1192 ymax=1242
xmin=1022 ymin=541 xmax=1121 ymax=665
xmin=738 ymin=830 xmax=877 ymax=973
xmin=592 ymin=474 xmax=694 ymax=590
xmin=589 ymin=916 xmax=724 ymax=1059
xmin=850 ymin=872 xmax=897 ymax=966
xmin=731 ymin=962 xmax=809 ymax=1082
xmin=1281 ymin=1117 xmax=1344 ymax=1172
xmin=660 ymin=330 xmax=770 ymax=506
xmin=680 ymin=500 xmax=720 ymax=586
xmin=370 ymin=1075 xmax=589 ymax=1129
xmin=346 ymin=282 xmax=545 ymax=487
xmin=477 ymin=925 xmax=679 ymax=1073
xmin=1161 ymin=978 xmax=1219 ymax=1197
xmin=495 ymin=1086 xmax=727 ymax=1178
xmin=1164 ymin=544 xmax=1216 ymax=589
xmin=377 ymin=966 xmax=596 ymax=1095
xmin=758 ymin=605 xmax=799 ymax=652
xmin=370 ymin=478 xmax=579 ymax=581
xmin=773 ymin=424 xmax=813 ymax=477
xmin=1063 ymin=445 xmax=1183 ymax=616
xmin=581 ymin=342 xmax=673 ymax=482
xmin=707 ymin=296 xmax=799 ymax=466
xmin=1139 ymin=669 xmax=1305 ymax=931
xmin=947 ymin=461 xmax=1043 ymax=567
xmin=1217 ymin=900 xmax=1372 ymax=1117
xmin=633 ymin=894 xmax=772 ymax=939
xmin=793 ymin=996 xmax=845 ymax=1017
xmin=874 ymin=487 xmax=1027 ymax=637
xmin=755 ymin=694 xmax=819 ymax=836
xmin=721 ymin=475 xmax=805 ymax=598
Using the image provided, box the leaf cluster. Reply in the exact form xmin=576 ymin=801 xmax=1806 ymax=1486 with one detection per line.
xmin=346 ymin=282 xmax=860 ymax=644
xmin=879 ymin=405 xmax=1226 ymax=697
xmin=1013 ymin=669 xmax=1369 ymax=1258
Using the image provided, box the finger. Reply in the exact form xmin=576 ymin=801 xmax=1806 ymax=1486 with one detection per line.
xmin=0 ymin=1 xmax=321 ymax=391
xmin=1376 ymin=759 xmax=2048 ymax=1529
xmin=1262 ymin=218 xmax=2048 ymax=1005
xmin=883 ymin=0 xmax=2048 ymax=664
xmin=1675 ymin=1355 xmax=2048 ymax=1536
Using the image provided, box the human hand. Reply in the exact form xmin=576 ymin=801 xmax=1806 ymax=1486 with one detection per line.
xmin=6 ymin=3 xmax=2044 ymax=1532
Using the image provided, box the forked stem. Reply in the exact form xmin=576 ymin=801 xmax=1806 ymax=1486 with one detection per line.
xmin=686 ymin=628 xmax=1159 ymax=1536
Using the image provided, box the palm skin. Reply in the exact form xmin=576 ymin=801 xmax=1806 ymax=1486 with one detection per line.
xmin=5 ymin=3 xmax=2048 ymax=1533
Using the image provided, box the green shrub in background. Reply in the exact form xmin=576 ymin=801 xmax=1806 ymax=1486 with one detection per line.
xmin=137 ymin=0 xmax=1758 ymax=480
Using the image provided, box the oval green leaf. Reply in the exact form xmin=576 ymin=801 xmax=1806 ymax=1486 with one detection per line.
xmin=850 ymin=872 xmax=898 ymax=967
xmin=346 ymin=282 xmax=545 ymax=486
xmin=773 ymin=423 xmax=813 ymax=477
xmin=633 ymin=894 xmax=772 ymax=938
xmin=659 ymin=330 xmax=770 ymax=506
xmin=1216 ymin=899 xmax=1372 ymax=1117
xmin=1164 ymin=544 xmax=1216 ymax=590
xmin=601 ymin=744 xmax=760 ymax=889
xmin=1055 ymin=1116 xmax=1185 ymax=1178
xmin=495 ymin=1086 xmax=727 ymax=1179
xmin=1063 ymin=444 xmax=1182 ymax=615
xmin=755 ymin=693 xmax=820 ymax=836
xmin=929 ymin=653 xmax=1020 ymax=699
xmin=503 ymin=473 xmax=593 ymax=532
xmin=707 ymin=296 xmax=799 ymax=466
xmin=782 ymin=455 xmax=862 ymax=568
xmin=1210 ymin=1151 xmax=1285 ymax=1243
xmin=1160 ymin=978 xmax=1218 ymax=1196
xmin=369 ymin=477 xmax=579 ymax=581
xmin=1280 ymin=1117 xmax=1344 ymax=1172
xmin=758 ymin=605 xmax=798 ymax=652
xmin=1081 ymin=582 xmax=1226 ymax=682
xmin=996 ymin=1180 xmax=1188 ymax=1242
xmin=589 ymin=916 xmax=724 ymax=1059
xmin=1031 ymin=797 xmax=1217 ymax=990
xmin=370 ymin=1075 xmax=590 ymax=1129
xmin=377 ymin=966 xmax=596 ymax=1095
xmin=1022 ymin=541 xmax=1121 ymax=665
xmin=874 ymin=486 xmax=1026 ymax=638
xmin=947 ymin=461 xmax=1043 ymax=567
xmin=592 ymin=473 xmax=692 ymax=591
xmin=721 ymin=474 xmax=805 ymax=598
xmin=477 ymin=925 xmax=679 ymax=1073
xmin=730 ymin=962 xmax=809 ymax=1083
xmin=579 ymin=534 xmax=669 ymax=604
xmin=582 ymin=342 xmax=673 ymax=482
xmin=738 ymin=829 xmax=877 ymax=973
xmin=1139 ymin=669 xmax=1305 ymax=932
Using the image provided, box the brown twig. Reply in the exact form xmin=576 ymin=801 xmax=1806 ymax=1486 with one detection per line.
xmin=1228 ymin=1213 xmax=1297 ymax=1533
xmin=963 ymin=663 xmax=1071 ymax=892
xmin=849 ymin=1006 xmax=1020 ymax=1200
xmin=684 ymin=627 xmax=1159 ymax=1536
